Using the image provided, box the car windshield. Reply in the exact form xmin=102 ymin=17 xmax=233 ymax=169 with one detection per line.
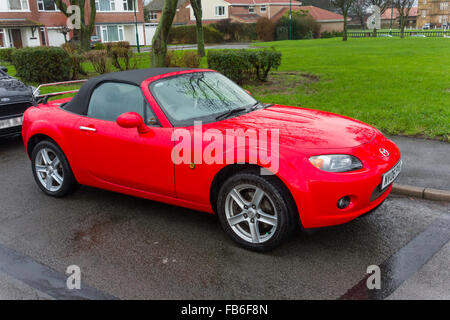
xmin=149 ymin=71 xmax=258 ymax=126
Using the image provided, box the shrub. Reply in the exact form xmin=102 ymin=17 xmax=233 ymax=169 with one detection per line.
xmin=247 ymin=49 xmax=282 ymax=81
xmin=61 ymin=42 xmax=86 ymax=79
xmin=320 ymin=30 xmax=343 ymax=38
xmin=0 ymin=48 xmax=16 ymax=62
xmin=84 ymin=50 xmax=111 ymax=74
xmin=109 ymin=46 xmax=136 ymax=71
xmin=207 ymin=48 xmax=282 ymax=84
xmin=212 ymin=20 xmax=257 ymax=41
xmin=166 ymin=50 xmax=200 ymax=68
xmin=256 ymin=17 xmax=275 ymax=41
xmin=93 ymin=42 xmax=105 ymax=50
xmin=276 ymin=11 xmax=320 ymax=40
xmin=168 ymin=25 xmax=224 ymax=44
xmin=12 ymin=47 xmax=71 ymax=83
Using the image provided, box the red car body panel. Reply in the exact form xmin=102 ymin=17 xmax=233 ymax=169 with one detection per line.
xmin=22 ymin=70 xmax=401 ymax=229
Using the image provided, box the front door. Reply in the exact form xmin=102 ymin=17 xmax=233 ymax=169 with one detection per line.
xmin=75 ymin=81 xmax=175 ymax=196
xmin=11 ymin=29 xmax=22 ymax=48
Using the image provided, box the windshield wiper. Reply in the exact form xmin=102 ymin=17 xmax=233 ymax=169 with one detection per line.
xmin=215 ymin=107 xmax=248 ymax=121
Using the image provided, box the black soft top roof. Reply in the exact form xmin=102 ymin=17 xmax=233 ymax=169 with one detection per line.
xmin=64 ymin=68 xmax=193 ymax=115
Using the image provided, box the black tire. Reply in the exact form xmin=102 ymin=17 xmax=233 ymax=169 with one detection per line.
xmin=216 ymin=170 xmax=299 ymax=252
xmin=31 ymin=140 xmax=78 ymax=197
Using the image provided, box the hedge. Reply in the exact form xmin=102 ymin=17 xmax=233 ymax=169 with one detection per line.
xmin=168 ymin=25 xmax=224 ymax=44
xmin=12 ymin=47 xmax=71 ymax=83
xmin=212 ymin=20 xmax=258 ymax=41
xmin=207 ymin=49 xmax=282 ymax=84
xmin=0 ymin=48 xmax=16 ymax=63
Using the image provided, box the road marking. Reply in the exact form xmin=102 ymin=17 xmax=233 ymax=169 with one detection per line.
xmin=339 ymin=215 xmax=450 ymax=300
xmin=0 ymin=244 xmax=117 ymax=300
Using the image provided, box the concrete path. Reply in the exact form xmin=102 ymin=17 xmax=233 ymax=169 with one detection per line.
xmin=389 ymin=136 xmax=450 ymax=190
xmin=134 ymin=42 xmax=254 ymax=53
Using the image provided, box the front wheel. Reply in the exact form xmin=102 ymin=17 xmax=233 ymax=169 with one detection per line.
xmin=31 ymin=140 xmax=78 ymax=197
xmin=216 ymin=171 xmax=298 ymax=251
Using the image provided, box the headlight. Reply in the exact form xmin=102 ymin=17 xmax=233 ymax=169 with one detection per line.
xmin=309 ymin=154 xmax=363 ymax=172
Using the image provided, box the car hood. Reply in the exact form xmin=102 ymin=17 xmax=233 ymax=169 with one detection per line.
xmin=212 ymin=105 xmax=376 ymax=149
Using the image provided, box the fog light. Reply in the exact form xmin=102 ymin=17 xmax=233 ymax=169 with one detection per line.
xmin=337 ymin=196 xmax=351 ymax=209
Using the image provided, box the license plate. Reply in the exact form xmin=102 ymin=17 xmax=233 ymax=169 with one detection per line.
xmin=0 ymin=116 xmax=23 ymax=129
xmin=381 ymin=160 xmax=402 ymax=189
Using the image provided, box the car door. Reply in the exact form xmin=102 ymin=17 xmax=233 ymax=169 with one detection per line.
xmin=75 ymin=81 xmax=175 ymax=196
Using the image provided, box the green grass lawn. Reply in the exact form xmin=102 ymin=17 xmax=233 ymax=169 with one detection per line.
xmin=2 ymin=37 xmax=448 ymax=141
xmin=247 ymin=37 xmax=450 ymax=141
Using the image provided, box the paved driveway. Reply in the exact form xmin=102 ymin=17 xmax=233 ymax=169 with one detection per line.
xmin=0 ymin=136 xmax=448 ymax=300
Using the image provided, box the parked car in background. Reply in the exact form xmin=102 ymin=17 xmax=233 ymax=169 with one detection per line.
xmin=0 ymin=67 xmax=33 ymax=137
xmin=68 ymin=36 xmax=102 ymax=49
xmin=422 ymin=23 xmax=434 ymax=30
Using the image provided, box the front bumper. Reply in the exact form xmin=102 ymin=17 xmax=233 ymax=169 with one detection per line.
xmin=291 ymin=134 xmax=401 ymax=229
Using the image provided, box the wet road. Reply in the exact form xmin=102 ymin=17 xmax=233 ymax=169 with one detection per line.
xmin=0 ymin=136 xmax=449 ymax=300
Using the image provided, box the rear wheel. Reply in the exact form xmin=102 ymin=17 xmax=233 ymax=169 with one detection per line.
xmin=217 ymin=171 xmax=298 ymax=251
xmin=31 ymin=140 xmax=78 ymax=197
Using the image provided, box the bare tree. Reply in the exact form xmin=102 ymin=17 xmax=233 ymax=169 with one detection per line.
xmin=350 ymin=0 xmax=370 ymax=29
xmin=55 ymin=0 xmax=97 ymax=51
xmin=151 ymin=0 xmax=178 ymax=67
xmin=330 ymin=0 xmax=356 ymax=41
xmin=393 ymin=0 xmax=414 ymax=38
xmin=368 ymin=0 xmax=391 ymax=36
xmin=190 ymin=0 xmax=205 ymax=57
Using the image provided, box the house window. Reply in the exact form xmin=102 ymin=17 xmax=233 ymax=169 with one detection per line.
xmin=150 ymin=11 xmax=158 ymax=20
xmin=100 ymin=25 xmax=124 ymax=42
xmin=249 ymin=6 xmax=255 ymax=14
xmin=8 ymin=0 xmax=29 ymax=10
xmin=37 ymin=0 xmax=57 ymax=11
xmin=96 ymin=0 xmax=115 ymax=11
xmin=123 ymin=0 xmax=134 ymax=11
xmin=260 ymin=6 xmax=267 ymax=13
xmin=421 ymin=10 xmax=426 ymax=18
xmin=440 ymin=2 xmax=448 ymax=10
xmin=215 ymin=6 xmax=225 ymax=16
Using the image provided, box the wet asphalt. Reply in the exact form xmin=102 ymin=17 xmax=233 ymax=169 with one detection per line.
xmin=0 ymin=136 xmax=449 ymax=300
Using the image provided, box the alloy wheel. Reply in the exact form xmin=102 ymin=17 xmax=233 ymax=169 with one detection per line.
xmin=225 ymin=184 xmax=278 ymax=244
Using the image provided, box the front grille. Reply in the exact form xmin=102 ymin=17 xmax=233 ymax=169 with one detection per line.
xmin=0 ymin=101 xmax=31 ymax=118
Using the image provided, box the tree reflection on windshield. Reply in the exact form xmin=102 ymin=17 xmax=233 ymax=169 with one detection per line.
xmin=150 ymin=72 xmax=257 ymax=126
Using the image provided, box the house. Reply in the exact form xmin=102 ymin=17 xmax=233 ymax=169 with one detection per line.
xmin=285 ymin=6 xmax=348 ymax=33
xmin=146 ymin=0 xmax=304 ymax=24
xmin=0 ymin=0 xmax=146 ymax=49
xmin=417 ymin=0 xmax=449 ymax=28
xmin=381 ymin=7 xmax=418 ymax=29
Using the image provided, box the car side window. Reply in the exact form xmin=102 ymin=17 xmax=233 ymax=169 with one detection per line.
xmin=87 ymin=82 xmax=158 ymax=125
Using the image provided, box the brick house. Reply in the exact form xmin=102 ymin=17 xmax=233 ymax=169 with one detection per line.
xmin=380 ymin=7 xmax=418 ymax=29
xmin=146 ymin=0 xmax=345 ymax=33
xmin=417 ymin=0 xmax=449 ymax=28
xmin=0 ymin=0 xmax=146 ymax=49
xmin=146 ymin=0 xmax=303 ymax=24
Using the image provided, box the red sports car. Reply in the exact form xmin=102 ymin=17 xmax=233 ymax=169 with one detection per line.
xmin=22 ymin=68 xmax=401 ymax=251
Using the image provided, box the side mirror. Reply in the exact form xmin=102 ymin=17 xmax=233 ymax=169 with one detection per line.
xmin=116 ymin=112 xmax=151 ymax=134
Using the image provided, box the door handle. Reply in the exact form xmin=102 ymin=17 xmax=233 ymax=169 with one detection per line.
xmin=80 ymin=126 xmax=97 ymax=132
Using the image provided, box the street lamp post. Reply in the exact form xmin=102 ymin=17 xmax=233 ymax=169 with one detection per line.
xmin=389 ymin=1 xmax=394 ymax=35
xmin=134 ymin=0 xmax=140 ymax=53
xmin=289 ymin=0 xmax=292 ymax=40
